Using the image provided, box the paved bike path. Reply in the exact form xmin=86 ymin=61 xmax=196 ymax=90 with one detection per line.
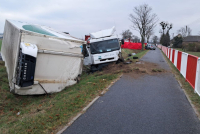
xmin=63 ymin=48 xmax=200 ymax=134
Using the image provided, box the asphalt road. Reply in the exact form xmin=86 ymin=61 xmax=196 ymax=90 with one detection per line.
xmin=63 ymin=48 xmax=200 ymax=134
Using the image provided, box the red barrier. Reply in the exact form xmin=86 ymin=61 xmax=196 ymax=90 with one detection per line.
xmin=162 ymin=47 xmax=164 ymax=54
xmin=167 ymin=48 xmax=168 ymax=57
xmin=121 ymin=42 xmax=147 ymax=50
xmin=168 ymin=48 xmax=170 ymax=58
xmin=177 ymin=51 xmax=182 ymax=71
xmin=166 ymin=48 xmax=168 ymax=56
xmin=186 ymin=55 xmax=198 ymax=89
xmin=169 ymin=49 xmax=171 ymax=59
xmin=172 ymin=49 xmax=175 ymax=63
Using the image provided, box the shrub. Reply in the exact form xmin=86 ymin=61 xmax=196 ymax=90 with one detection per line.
xmin=196 ymin=44 xmax=200 ymax=52
xmin=184 ymin=42 xmax=200 ymax=52
xmin=182 ymin=42 xmax=187 ymax=51
xmin=187 ymin=43 xmax=195 ymax=51
xmin=173 ymin=36 xmax=183 ymax=48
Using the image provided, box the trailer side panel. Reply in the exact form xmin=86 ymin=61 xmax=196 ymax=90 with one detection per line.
xmin=1 ymin=20 xmax=21 ymax=91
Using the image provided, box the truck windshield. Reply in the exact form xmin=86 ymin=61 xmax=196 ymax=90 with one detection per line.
xmin=90 ymin=39 xmax=120 ymax=54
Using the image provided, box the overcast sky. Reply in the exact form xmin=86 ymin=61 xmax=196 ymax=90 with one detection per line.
xmin=1 ymin=0 xmax=200 ymax=40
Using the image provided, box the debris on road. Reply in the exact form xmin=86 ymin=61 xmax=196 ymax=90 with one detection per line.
xmin=132 ymin=53 xmax=136 ymax=56
xmin=128 ymin=54 xmax=132 ymax=57
xmin=16 ymin=112 xmax=20 ymax=115
xmin=96 ymin=60 xmax=167 ymax=79
xmin=133 ymin=56 xmax=138 ymax=59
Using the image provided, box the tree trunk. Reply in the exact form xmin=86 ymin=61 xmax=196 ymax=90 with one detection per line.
xmin=141 ymin=36 xmax=144 ymax=51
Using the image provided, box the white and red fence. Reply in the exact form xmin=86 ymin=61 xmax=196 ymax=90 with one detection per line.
xmin=157 ymin=45 xmax=200 ymax=96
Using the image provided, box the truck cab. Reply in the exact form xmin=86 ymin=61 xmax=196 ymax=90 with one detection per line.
xmin=83 ymin=27 xmax=123 ymax=71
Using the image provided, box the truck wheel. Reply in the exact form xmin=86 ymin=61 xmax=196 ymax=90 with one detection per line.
xmin=118 ymin=52 xmax=124 ymax=62
xmin=90 ymin=65 xmax=98 ymax=73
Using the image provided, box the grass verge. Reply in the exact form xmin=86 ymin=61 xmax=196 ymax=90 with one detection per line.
xmin=0 ymin=49 xmax=148 ymax=134
xmin=161 ymin=51 xmax=200 ymax=118
xmin=0 ymin=39 xmax=2 ymax=51
xmin=0 ymin=61 xmax=119 ymax=134
xmin=174 ymin=48 xmax=200 ymax=57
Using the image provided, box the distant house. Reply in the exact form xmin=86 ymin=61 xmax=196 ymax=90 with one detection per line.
xmin=183 ymin=36 xmax=200 ymax=43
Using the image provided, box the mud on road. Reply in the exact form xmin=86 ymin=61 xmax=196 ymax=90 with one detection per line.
xmin=98 ymin=60 xmax=168 ymax=78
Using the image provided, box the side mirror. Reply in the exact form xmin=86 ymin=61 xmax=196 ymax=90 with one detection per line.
xmin=82 ymin=44 xmax=86 ymax=56
xmin=82 ymin=44 xmax=89 ymax=57
xmin=121 ymin=39 xmax=124 ymax=45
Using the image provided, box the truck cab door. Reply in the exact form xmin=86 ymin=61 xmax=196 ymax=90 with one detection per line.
xmin=83 ymin=47 xmax=92 ymax=66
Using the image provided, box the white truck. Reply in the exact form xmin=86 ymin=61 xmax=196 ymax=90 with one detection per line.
xmin=1 ymin=20 xmax=86 ymax=95
xmin=83 ymin=27 xmax=124 ymax=71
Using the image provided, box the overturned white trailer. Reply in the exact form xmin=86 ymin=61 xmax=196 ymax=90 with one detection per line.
xmin=1 ymin=20 xmax=86 ymax=95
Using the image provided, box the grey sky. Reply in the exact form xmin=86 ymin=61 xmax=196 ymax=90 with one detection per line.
xmin=1 ymin=0 xmax=200 ymax=40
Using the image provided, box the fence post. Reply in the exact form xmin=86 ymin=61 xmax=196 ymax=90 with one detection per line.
xmin=170 ymin=49 xmax=173 ymax=61
xmin=172 ymin=49 xmax=175 ymax=63
xmin=180 ymin=52 xmax=188 ymax=78
xmin=195 ymin=58 xmax=200 ymax=95
xmin=186 ymin=55 xmax=198 ymax=90
xmin=177 ymin=51 xmax=182 ymax=71
xmin=167 ymin=48 xmax=169 ymax=57
xmin=174 ymin=50 xmax=178 ymax=67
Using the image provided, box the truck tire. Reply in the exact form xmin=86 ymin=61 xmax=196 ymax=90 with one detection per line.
xmin=119 ymin=52 xmax=124 ymax=62
xmin=90 ymin=65 xmax=98 ymax=73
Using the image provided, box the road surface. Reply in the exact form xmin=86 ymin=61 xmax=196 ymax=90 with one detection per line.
xmin=63 ymin=48 xmax=200 ymax=134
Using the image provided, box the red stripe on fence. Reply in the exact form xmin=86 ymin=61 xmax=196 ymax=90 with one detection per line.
xmin=172 ymin=49 xmax=175 ymax=63
xmin=164 ymin=47 xmax=166 ymax=54
xmin=169 ymin=49 xmax=171 ymax=59
xmin=177 ymin=51 xmax=182 ymax=71
xmin=167 ymin=48 xmax=168 ymax=57
xmin=186 ymin=55 xmax=198 ymax=89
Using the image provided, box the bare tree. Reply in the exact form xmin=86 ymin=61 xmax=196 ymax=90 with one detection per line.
xmin=160 ymin=22 xmax=172 ymax=34
xmin=152 ymin=35 xmax=158 ymax=44
xmin=146 ymin=30 xmax=154 ymax=43
xmin=160 ymin=22 xmax=168 ymax=34
xmin=132 ymin=35 xmax=140 ymax=42
xmin=177 ymin=25 xmax=192 ymax=38
xmin=121 ymin=29 xmax=133 ymax=39
xmin=129 ymin=4 xmax=158 ymax=50
xmin=166 ymin=23 xmax=173 ymax=33
xmin=160 ymin=22 xmax=172 ymax=46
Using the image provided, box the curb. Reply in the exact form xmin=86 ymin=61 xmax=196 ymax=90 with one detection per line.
xmin=177 ymin=79 xmax=200 ymax=120
xmin=57 ymin=74 xmax=123 ymax=134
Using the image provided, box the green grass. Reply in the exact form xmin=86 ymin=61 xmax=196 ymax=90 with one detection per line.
xmin=162 ymin=51 xmax=200 ymax=118
xmin=0 ymin=39 xmax=2 ymax=51
xmin=174 ymin=48 xmax=200 ymax=57
xmin=0 ymin=61 xmax=119 ymax=134
xmin=0 ymin=49 xmax=148 ymax=134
